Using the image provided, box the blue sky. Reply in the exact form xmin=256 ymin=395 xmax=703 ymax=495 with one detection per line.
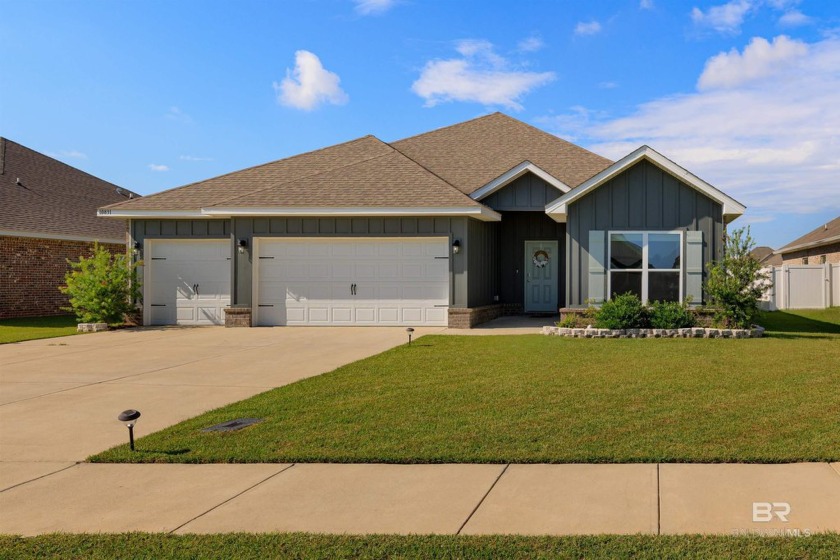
xmin=1 ymin=0 xmax=838 ymax=249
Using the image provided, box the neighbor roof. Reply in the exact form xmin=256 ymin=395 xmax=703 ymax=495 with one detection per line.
xmin=102 ymin=113 xmax=613 ymax=219
xmin=392 ymin=112 xmax=613 ymax=195
xmin=777 ymin=216 xmax=840 ymax=254
xmin=750 ymin=246 xmax=782 ymax=267
xmin=0 ymin=138 xmax=137 ymax=242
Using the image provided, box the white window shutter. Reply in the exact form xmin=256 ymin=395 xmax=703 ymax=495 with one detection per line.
xmin=685 ymin=230 xmax=704 ymax=305
xmin=588 ymin=230 xmax=606 ymax=303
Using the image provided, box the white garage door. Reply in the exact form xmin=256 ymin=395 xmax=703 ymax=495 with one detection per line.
xmin=255 ymin=238 xmax=449 ymax=326
xmin=145 ymin=240 xmax=231 ymax=326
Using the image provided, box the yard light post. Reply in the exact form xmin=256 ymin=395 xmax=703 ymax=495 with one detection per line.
xmin=406 ymin=327 xmax=414 ymax=345
xmin=118 ymin=409 xmax=141 ymax=451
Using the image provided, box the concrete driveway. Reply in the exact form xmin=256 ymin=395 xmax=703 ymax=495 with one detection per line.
xmin=0 ymin=326 xmax=441 ymax=488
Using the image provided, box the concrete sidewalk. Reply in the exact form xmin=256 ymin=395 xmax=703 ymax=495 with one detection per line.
xmin=1 ymin=462 xmax=838 ymax=536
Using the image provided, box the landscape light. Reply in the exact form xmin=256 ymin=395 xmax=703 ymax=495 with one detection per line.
xmin=117 ymin=409 xmax=141 ymax=451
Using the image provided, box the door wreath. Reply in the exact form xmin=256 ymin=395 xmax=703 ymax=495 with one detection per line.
xmin=532 ymin=249 xmax=550 ymax=268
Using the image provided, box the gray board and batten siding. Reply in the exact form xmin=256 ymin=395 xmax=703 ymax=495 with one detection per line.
xmin=130 ymin=216 xmax=496 ymax=310
xmin=482 ymin=172 xmax=565 ymax=212
xmin=483 ymin=173 xmax=568 ymax=310
xmin=566 ymin=159 xmax=724 ymax=307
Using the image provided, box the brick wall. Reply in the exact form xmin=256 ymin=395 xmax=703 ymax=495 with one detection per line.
xmin=0 ymin=236 xmax=125 ymax=319
xmin=448 ymin=304 xmax=505 ymax=328
xmin=781 ymin=242 xmax=840 ymax=265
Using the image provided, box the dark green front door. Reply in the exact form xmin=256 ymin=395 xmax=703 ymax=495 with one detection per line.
xmin=524 ymin=240 xmax=558 ymax=312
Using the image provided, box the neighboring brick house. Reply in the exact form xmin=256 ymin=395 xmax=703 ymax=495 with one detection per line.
xmin=777 ymin=216 xmax=840 ymax=266
xmin=0 ymin=138 xmax=136 ymax=319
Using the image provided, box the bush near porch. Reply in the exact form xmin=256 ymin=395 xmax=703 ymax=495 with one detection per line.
xmin=91 ymin=309 xmax=840 ymax=465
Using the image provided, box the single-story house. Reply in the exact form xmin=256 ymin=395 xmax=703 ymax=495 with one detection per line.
xmin=776 ymin=216 xmax=840 ymax=265
xmin=99 ymin=113 xmax=745 ymax=328
xmin=0 ymin=138 xmax=138 ymax=319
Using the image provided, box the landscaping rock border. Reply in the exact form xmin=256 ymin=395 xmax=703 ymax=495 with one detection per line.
xmin=77 ymin=323 xmax=109 ymax=333
xmin=542 ymin=326 xmax=765 ymax=338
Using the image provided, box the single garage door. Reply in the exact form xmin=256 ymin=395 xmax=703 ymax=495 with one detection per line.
xmin=255 ymin=238 xmax=449 ymax=326
xmin=146 ymin=240 xmax=231 ymax=325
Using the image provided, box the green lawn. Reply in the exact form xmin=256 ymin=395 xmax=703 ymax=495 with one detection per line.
xmin=2 ymin=534 xmax=839 ymax=560
xmin=91 ymin=309 xmax=840 ymax=464
xmin=0 ymin=316 xmax=79 ymax=344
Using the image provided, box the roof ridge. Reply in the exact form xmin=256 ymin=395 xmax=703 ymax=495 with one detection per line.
xmin=104 ymin=134 xmax=379 ymax=210
xmin=1 ymin=137 xmax=136 ymax=196
xmin=390 ymin=112 xmax=504 ymax=144
xmin=501 ymin=115 xmax=613 ymax=166
xmin=385 ymin=139 xmax=488 ymax=207
xmin=204 ymin=137 xmax=397 ymax=208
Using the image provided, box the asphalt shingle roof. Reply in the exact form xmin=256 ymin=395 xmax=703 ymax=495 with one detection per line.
xmin=104 ymin=113 xmax=614 ymax=213
xmin=214 ymin=139 xmax=481 ymax=208
xmin=778 ymin=216 xmax=840 ymax=253
xmin=392 ymin=112 xmax=613 ymax=194
xmin=0 ymin=138 xmax=136 ymax=241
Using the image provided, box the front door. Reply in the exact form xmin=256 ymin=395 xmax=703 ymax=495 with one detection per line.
xmin=524 ymin=240 xmax=558 ymax=313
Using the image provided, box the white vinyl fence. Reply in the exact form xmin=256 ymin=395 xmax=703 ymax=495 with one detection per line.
xmin=760 ymin=263 xmax=840 ymax=310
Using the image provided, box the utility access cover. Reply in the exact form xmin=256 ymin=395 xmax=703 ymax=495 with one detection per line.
xmin=202 ymin=418 xmax=263 ymax=432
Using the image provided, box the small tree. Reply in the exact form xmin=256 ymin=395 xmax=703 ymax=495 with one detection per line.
xmin=60 ymin=243 xmax=141 ymax=324
xmin=705 ymin=227 xmax=770 ymax=328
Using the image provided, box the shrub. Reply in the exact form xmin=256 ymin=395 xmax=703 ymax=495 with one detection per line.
xmin=705 ymin=227 xmax=770 ymax=329
xmin=60 ymin=243 xmax=141 ymax=324
xmin=557 ymin=314 xmax=578 ymax=328
xmin=594 ymin=292 xmax=648 ymax=329
xmin=648 ymin=300 xmax=696 ymax=329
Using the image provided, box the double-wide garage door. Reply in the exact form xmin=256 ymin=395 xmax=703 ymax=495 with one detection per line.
xmin=146 ymin=240 xmax=231 ymax=326
xmin=255 ymin=238 xmax=449 ymax=326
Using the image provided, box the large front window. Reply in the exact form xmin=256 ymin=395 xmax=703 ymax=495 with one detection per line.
xmin=609 ymin=232 xmax=682 ymax=303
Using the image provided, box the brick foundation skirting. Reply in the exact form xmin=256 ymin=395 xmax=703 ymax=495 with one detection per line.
xmin=448 ymin=304 xmax=505 ymax=328
xmin=224 ymin=307 xmax=252 ymax=327
xmin=0 ymin=235 xmax=125 ymax=320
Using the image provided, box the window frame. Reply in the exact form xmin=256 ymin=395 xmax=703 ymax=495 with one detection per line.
xmin=607 ymin=230 xmax=684 ymax=304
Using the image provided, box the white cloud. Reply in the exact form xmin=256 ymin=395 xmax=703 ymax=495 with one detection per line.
xmin=353 ymin=0 xmax=394 ymax=15
xmin=574 ymin=21 xmax=602 ymax=36
xmin=411 ymin=40 xmax=555 ymax=110
xmin=640 ymin=0 xmax=654 ymax=9
xmin=165 ymin=106 xmax=192 ymax=123
xmin=698 ymin=35 xmax=808 ymax=89
xmin=542 ymin=36 xmax=840 ymax=219
xmin=778 ymin=9 xmax=812 ymax=26
xmin=274 ymin=50 xmax=349 ymax=111
xmin=179 ymin=155 xmax=213 ymax=162
xmin=517 ymin=36 xmax=545 ymax=52
xmin=47 ymin=149 xmax=87 ymax=160
xmin=598 ymin=81 xmax=618 ymax=89
xmin=148 ymin=164 xmax=169 ymax=172
xmin=691 ymin=0 xmax=754 ymax=34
